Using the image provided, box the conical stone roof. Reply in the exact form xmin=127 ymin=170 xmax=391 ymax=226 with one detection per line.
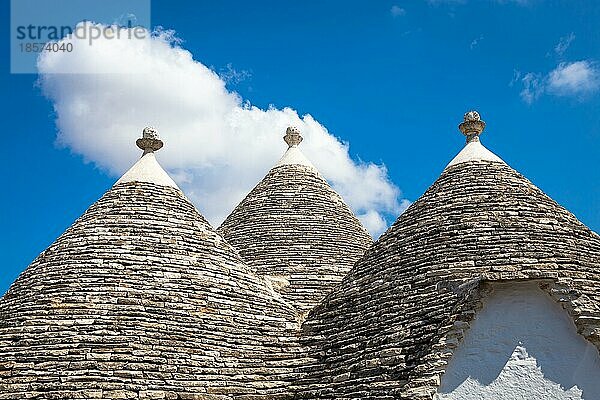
xmin=218 ymin=127 xmax=373 ymax=314
xmin=297 ymin=112 xmax=600 ymax=399
xmin=0 ymin=128 xmax=302 ymax=399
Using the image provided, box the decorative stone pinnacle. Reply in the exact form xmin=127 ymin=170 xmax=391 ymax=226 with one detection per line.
xmin=136 ymin=127 xmax=164 ymax=154
xmin=458 ymin=110 xmax=486 ymax=143
xmin=284 ymin=126 xmax=303 ymax=147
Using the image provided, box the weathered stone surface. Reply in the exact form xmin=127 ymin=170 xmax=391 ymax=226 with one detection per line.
xmin=2 ymin=121 xmax=599 ymax=400
xmin=0 ymin=181 xmax=303 ymax=399
xmin=218 ymin=161 xmax=372 ymax=314
xmin=296 ymin=160 xmax=600 ymax=399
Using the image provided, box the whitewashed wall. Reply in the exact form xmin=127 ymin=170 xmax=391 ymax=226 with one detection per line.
xmin=436 ymin=282 xmax=600 ymax=400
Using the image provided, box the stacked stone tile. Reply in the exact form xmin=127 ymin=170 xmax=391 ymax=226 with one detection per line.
xmin=218 ymin=127 xmax=373 ymax=314
xmin=296 ymin=112 xmax=600 ymax=399
xmin=0 ymin=128 xmax=304 ymax=399
xmin=2 ymin=114 xmax=599 ymax=400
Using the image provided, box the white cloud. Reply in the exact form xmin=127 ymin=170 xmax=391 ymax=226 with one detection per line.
xmin=358 ymin=199 xmax=412 ymax=236
xmin=358 ymin=210 xmax=388 ymax=238
xmin=218 ymin=63 xmax=251 ymax=85
xmin=519 ymin=72 xmax=544 ymax=104
xmin=554 ymin=32 xmax=575 ymax=57
xmin=390 ymin=5 xmax=406 ymax=17
xmin=513 ymin=61 xmax=599 ymax=103
xmin=547 ymin=61 xmax=600 ymax=96
xmin=37 ymin=22 xmax=405 ymax=238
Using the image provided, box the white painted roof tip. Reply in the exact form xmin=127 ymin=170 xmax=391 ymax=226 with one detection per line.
xmin=274 ymin=126 xmax=318 ymax=171
xmin=116 ymin=152 xmax=179 ymax=189
xmin=114 ymin=127 xmax=179 ymax=189
xmin=275 ymin=145 xmax=317 ymax=170
xmin=445 ymin=139 xmax=506 ymax=169
xmin=445 ymin=109 xmax=506 ymax=169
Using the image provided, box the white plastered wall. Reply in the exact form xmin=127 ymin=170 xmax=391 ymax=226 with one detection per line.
xmin=436 ymin=282 xmax=600 ymax=400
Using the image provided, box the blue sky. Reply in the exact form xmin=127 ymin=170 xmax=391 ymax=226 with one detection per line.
xmin=1 ymin=0 xmax=600 ymax=295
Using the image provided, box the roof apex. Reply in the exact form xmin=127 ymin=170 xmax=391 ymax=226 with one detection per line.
xmin=275 ymin=146 xmax=317 ymax=170
xmin=445 ymin=139 xmax=505 ymax=169
xmin=446 ymin=110 xmax=506 ymax=169
xmin=275 ymin=126 xmax=318 ymax=171
xmin=115 ymin=127 xmax=179 ymax=189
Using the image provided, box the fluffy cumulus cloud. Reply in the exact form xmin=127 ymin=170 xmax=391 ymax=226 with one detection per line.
xmin=514 ymin=61 xmax=600 ymax=104
xmin=547 ymin=61 xmax=600 ymax=96
xmin=37 ymin=23 xmax=407 ymax=238
xmin=513 ymin=32 xmax=600 ymax=103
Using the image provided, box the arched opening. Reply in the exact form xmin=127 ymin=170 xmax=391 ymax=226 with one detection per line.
xmin=436 ymin=281 xmax=600 ymax=400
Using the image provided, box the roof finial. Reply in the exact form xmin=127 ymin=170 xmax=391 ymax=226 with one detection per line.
xmin=459 ymin=110 xmax=486 ymax=143
xmin=136 ymin=127 xmax=164 ymax=154
xmin=284 ymin=126 xmax=303 ymax=148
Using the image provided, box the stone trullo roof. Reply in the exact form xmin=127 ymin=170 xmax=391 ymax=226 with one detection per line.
xmin=2 ymin=113 xmax=600 ymax=400
xmin=218 ymin=127 xmax=373 ymax=313
xmin=297 ymin=111 xmax=600 ymax=399
xmin=0 ymin=128 xmax=303 ymax=399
